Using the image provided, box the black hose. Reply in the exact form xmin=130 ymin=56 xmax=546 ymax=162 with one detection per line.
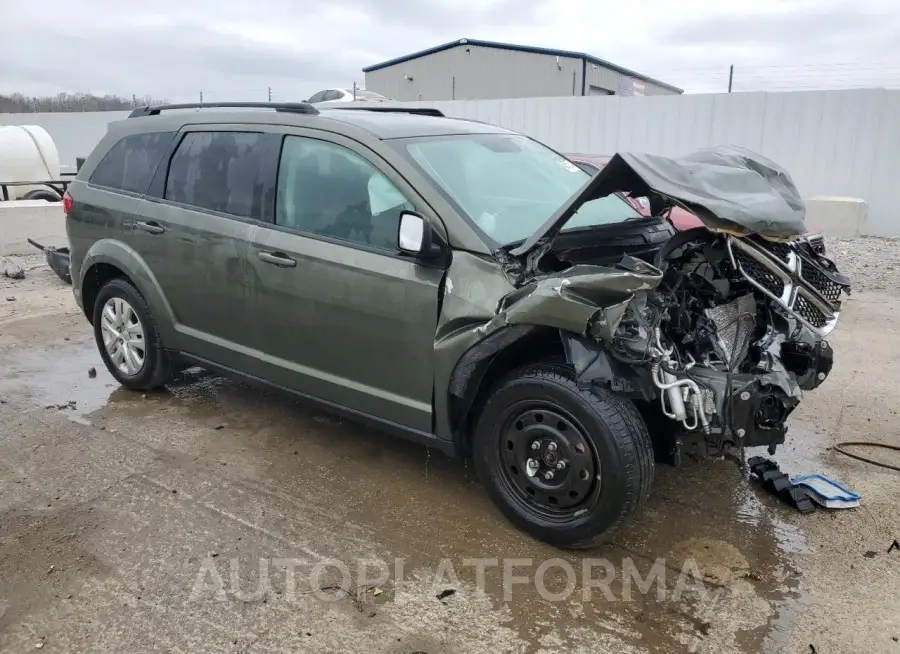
xmin=832 ymin=442 xmax=900 ymax=472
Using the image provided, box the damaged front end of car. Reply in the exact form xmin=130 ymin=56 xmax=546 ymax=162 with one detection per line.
xmin=491 ymin=145 xmax=851 ymax=463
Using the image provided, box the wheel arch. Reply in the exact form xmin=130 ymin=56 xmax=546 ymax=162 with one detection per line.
xmin=78 ymin=240 xmax=176 ymax=344
xmin=448 ymin=327 xmax=655 ymax=456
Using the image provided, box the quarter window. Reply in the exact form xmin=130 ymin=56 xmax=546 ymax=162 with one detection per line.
xmin=276 ymin=136 xmax=414 ymax=250
xmin=165 ymin=131 xmax=266 ymax=219
xmin=89 ymin=132 xmax=175 ymax=194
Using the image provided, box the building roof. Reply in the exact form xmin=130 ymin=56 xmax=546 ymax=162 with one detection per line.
xmin=362 ymin=38 xmax=683 ymax=94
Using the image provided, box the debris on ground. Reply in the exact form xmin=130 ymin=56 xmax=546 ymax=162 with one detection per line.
xmin=5 ymin=296 xmax=15 ymax=301
xmin=436 ymin=589 xmax=456 ymax=601
xmin=27 ymin=238 xmax=72 ymax=285
xmin=88 ymin=367 xmax=97 ymax=378
xmin=747 ymin=457 xmax=816 ymax=513
xmin=791 ymin=474 xmax=860 ymax=509
xmin=1 ymin=255 xmax=25 ymax=279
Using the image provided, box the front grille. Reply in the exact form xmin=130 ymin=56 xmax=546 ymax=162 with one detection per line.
xmin=800 ymin=264 xmax=843 ymax=304
xmin=765 ymin=241 xmax=792 ymax=263
xmin=733 ymin=250 xmax=785 ymax=297
xmin=793 ymin=295 xmax=829 ymax=328
xmin=728 ymin=236 xmax=846 ymax=336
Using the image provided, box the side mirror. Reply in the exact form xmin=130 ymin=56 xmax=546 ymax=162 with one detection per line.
xmin=398 ymin=211 xmax=442 ymax=260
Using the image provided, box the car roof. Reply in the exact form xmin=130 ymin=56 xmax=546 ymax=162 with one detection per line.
xmin=111 ymin=106 xmax=513 ymax=141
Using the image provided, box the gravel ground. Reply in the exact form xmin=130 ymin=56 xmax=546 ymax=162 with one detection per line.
xmin=830 ymin=236 xmax=900 ymax=295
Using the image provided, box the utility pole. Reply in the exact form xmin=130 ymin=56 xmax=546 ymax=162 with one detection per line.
xmin=352 ymin=81 xmax=357 ymax=101
xmin=268 ymin=86 xmax=272 ymax=101
xmin=728 ymin=65 xmax=734 ymax=93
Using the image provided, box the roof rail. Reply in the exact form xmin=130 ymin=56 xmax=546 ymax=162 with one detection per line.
xmin=128 ymin=102 xmax=319 ymax=118
xmin=323 ymin=106 xmax=445 ymax=118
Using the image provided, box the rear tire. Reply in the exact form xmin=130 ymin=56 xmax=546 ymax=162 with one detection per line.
xmin=92 ymin=278 xmax=172 ymax=391
xmin=22 ymin=188 xmax=61 ymax=202
xmin=473 ymin=363 xmax=654 ymax=549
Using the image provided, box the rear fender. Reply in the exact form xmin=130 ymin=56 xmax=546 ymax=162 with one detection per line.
xmin=78 ymin=239 xmax=177 ymax=344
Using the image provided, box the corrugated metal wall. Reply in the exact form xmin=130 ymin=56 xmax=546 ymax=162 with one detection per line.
xmin=404 ymin=89 xmax=900 ymax=237
xmin=365 ymin=45 xmax=678 ymax=101
xmin=583 ymin=63 xmax=674 ymax=97
xmin=4 ymin=89 xmax=899 ymax=236
xmin=365 ymin=45 xmax=585 ymax=101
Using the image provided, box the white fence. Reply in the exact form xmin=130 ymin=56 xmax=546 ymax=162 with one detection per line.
xmin=3 ymin=88 xmax=899 ymax=236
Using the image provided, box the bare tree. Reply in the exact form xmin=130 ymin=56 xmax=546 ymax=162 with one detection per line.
xmin=0 ymin=92 xmax=167 ymax=113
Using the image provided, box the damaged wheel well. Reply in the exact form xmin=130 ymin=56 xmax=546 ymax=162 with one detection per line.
xmin=450 ymin=326 xmax=659 ymax=456
xmin=81 ymin=263 xmax=129 ymax=323
xmin=450 ymin=326 xmax=568 ymax=456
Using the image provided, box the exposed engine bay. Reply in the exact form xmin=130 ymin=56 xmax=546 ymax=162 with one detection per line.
xmin=483 ymin=145 xmax=853 ymax=463
xmin=610 ymin=228 xmax=850 ymax=456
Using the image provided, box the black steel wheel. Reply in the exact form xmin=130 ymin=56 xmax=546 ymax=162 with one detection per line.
xmin=473 ymin=363 xmax=654 ymax=549
xmin=498 ymin=403 xmax=600 ymax=516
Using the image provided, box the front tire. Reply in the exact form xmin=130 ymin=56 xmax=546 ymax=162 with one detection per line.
xmin=92 ymin=278 xmax=172 ymax=391
xmin=473 ymin=363 xmax=654 ymax=549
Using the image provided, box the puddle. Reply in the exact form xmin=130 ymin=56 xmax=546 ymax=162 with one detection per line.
xmin=0 ymin=337 xmax=116 ymax=422
xmin=0 ymin=337 xmax=836 ymax=652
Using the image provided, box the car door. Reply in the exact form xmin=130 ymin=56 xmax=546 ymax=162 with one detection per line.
xmin=245 ymin=131 xmax=445 ymax=433
xmin=131 ymin=126 xmax=280 ymax=368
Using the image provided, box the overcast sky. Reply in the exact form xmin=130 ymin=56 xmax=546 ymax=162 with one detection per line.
xmin=2 ymin=0 xmax=899 ymax=100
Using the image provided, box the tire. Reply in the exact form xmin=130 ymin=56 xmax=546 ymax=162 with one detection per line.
xmin=472 ymin=363 xmax=654 ymax=549
xmin=22 ymin=188 xmax=61 ymax=202
xmin=92 ymin=278 xmax=172 ymax=391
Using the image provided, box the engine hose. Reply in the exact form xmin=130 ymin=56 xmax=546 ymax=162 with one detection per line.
xmin=832 ymin=442 xmax=900 ymax=472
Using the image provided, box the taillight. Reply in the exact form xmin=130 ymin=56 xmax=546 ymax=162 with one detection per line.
xmin=62 ymin=191 xmax=73 ymax=215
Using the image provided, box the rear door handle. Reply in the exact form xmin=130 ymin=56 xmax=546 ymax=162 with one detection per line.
xmin=137 ymin=221 xmax=165 ymax=235
xmin=258 ymin=251 xmax=297 ymax=267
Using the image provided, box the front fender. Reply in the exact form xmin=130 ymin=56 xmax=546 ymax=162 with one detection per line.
xmin=78 ymin=239 xmax=178 ymax=345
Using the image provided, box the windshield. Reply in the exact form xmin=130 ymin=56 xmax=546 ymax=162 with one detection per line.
xmin=398 ymin=134 xmax=642 ymax=245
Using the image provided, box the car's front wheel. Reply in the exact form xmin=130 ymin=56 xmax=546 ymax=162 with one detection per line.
xmin=92 ymin=278 xmax=172 ymax=391
xmin=473 ymin=363 xmax=654 ymax=549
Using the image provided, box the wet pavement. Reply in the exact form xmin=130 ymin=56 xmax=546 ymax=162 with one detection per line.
xmin=1 ymin=265 xmax=899 ymax=653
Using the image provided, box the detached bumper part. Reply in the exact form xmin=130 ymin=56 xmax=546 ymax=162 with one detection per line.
xmin=27 ymin=238 xmax=72 ymax=285
xmin=748 ymin=456 xmax=816 ymax=513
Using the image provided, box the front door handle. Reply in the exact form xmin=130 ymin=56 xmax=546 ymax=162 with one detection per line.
xmin=137 ymin=221 xmax=165 ymax=235
xmin=258 ymin=251 xmax=297 ymax=267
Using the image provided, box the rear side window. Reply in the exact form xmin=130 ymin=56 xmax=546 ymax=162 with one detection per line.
xmin=164 ymin=131 xmax=266 ymax=219
xmin=89 ymin=132 xmax=175 ymax=194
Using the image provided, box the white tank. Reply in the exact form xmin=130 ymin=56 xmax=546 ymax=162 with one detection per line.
xmin=0 ymin=125 xmax=62 ymax=200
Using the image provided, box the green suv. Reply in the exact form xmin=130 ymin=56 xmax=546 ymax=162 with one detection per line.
xmin=67 ymin=102 xmax=848 ymax=548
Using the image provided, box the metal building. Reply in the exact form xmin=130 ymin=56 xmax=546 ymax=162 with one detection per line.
xmin=363 ymin=38 xmax=682 ymax=101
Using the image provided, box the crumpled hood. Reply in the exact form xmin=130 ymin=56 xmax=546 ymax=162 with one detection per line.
xmin=511 ymin=145 xmax=808 ymax=260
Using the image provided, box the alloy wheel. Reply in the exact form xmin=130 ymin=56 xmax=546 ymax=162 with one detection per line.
xmin=100 ymin=297 xmax=146 ymax=376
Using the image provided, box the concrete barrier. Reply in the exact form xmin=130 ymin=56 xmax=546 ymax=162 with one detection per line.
xmin=0 ymin=200 xmax=66 ymax=256
xmin=804 ymin=196 xmax=868 ymax=238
